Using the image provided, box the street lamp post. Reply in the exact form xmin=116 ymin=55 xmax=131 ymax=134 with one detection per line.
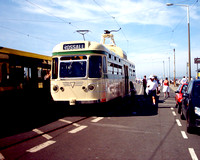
xmin=173 ymin=48 xmax=176 ymax=86
xmin=166 ymin=3 xmax=191 ymax=81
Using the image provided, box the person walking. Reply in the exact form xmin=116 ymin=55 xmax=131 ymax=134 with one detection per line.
xmin=181 ymin=76 xmax=187 ymax=84
xmin=147 ymin=75 xmax=158 ymax=105
xmin=143 ymin=75 xmax=147 ymax=96
xmin=163 ymin=77 xmax=170 ymax=98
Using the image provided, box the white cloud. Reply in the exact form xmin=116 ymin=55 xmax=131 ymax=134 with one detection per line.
xmin=8 ymin=0 xmax=200 ymax=78
xmin=169 ymin=43 xmax=177 ymax=47
xmin=19 ymin=0 xmax=178 ymax=26
xmin=105 ymin=0 xmax=173 ymax=26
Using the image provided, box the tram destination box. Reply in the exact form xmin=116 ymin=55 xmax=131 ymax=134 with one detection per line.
xmin=63 ymin=43 xmax=85 ymax=50
xmin=194 ymin=58 xmax=200 ymax=64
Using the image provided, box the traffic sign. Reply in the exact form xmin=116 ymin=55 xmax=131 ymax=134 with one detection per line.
xmin=194 ymin=58 xmax=200 ymax=64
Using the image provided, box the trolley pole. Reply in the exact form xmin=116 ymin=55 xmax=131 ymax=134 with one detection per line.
xmin=166 ymin=3 xmax=191 ymax=81
xmin=76 ymin=30 xmax=90 ymax=41
xmin=168 ymin=57 xmax=170 ymax=83
xmin=173 ymin=48 xmax=176 ymax=86
xmin=163 ymin=61 xmax=165 ymax=79
xmin=187 ymin=5 xmax=191 ymax=81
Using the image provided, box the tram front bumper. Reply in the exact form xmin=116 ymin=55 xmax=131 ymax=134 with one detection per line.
xmin=69 ymin=99 xmax=101 ymax=105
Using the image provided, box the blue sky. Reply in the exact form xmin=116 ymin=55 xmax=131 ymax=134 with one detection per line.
xmin=0 ymin=0 xmax=200 ymax=79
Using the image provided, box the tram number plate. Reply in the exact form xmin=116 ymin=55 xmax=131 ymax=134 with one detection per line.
xmin=63 ymin=43 xmax=85 ymax=50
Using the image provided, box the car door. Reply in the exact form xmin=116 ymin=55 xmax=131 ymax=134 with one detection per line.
xmin=181 ymin=82 xmax=192 ymax=118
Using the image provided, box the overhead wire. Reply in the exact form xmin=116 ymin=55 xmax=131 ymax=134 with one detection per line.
xmin=26 ymin=0 xmax=100 ymax=41
xmin=2 ymin=0 xmax=199 ymax=53
xmin=0 ymin=25 xmax=55 ymax=44
xmin=166 ymin=0 xmax=199 ymax=51
xmin=0 ymin=18 xmax=63 ymax=23
xmin=26 ymin=0 xmax=99 ymax=42
xmin=25 ymin=0 xmax=79 ymax=29
xmin=93 ymin=0 xmax=129 ymax=53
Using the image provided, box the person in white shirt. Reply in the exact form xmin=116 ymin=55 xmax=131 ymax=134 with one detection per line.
xmin=181 ymin=76 xmax=187 ymax=84
xmin=146 ymin=75 xmax=158 ymax=105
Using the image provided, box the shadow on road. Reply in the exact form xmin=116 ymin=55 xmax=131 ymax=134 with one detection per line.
xmin=0 ymin=92 xmax=161 ymax=139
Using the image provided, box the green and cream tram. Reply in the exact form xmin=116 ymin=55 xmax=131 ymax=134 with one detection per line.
xmin=51 ymin=33 xmax=135 ymax=105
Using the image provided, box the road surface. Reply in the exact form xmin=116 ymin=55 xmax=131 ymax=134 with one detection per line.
xmin=0 ymin=84 xmax=199 ymax=160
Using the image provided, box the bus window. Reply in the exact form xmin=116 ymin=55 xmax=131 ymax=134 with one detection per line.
xmin=0 ymin=63 xmax=7 ymax=85
xmin=89 ymin=56 xmax=102 ymax=78
xmin=52 ymin=58 xmax=58 ymax=79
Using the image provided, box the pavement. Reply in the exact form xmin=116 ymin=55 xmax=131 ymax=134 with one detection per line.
xmin=169 ymin=84 xmax=178 ymax=92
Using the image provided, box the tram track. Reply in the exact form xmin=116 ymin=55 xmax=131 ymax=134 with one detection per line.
xmin=0 ymin=116 xmax=90 ymax=151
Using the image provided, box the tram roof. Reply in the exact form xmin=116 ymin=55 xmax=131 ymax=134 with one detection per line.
xmin=52 ymin=41 xmax=110 ymax=56
xmin=0 ymin=47 xmax=51 ymax=61
xmin=52 ymin=41 xmax=133 ymax=64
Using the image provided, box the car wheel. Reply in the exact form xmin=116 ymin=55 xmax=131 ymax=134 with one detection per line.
xmin=186 ymin=116 xmax=195 ymax=134
xmin=180 ymin=108 xmax=185 ymax=120
xmin=178 ymin=103 xmax=181 ymax=114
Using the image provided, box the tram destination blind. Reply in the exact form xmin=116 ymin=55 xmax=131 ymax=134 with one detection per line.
xmin=63 ymin=43 xmax=85 ymax=50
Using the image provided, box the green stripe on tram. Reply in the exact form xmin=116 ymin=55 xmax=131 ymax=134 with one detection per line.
xmin=52 ymin=50 xmax=107 ymax=56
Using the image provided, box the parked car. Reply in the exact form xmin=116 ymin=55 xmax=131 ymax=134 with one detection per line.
xmin=181 ymin=79 xmax=200 ymax=133
xmin=175 ymin=83 xmax=188 ymax=113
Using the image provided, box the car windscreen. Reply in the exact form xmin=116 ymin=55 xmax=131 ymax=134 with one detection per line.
xmin=181 ymin=84 xmax=188 ymax=93
xmin=177 ymin=84 xmax=182 ymax=92
xmin=60 ymin=61 xmax=86 ymax=78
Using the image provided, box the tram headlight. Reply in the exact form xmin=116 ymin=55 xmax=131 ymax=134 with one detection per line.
xmin=60 ymin=87 xmax=64 ymax=92
xmin=53 ymin=85 xmax=59 ymax=92
xmin=88 ymin=84 xmax=95 ymax=91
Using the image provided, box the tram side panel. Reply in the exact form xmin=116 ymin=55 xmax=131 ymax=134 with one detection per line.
xmin=50 ymin=58 xmax=135 ymax=105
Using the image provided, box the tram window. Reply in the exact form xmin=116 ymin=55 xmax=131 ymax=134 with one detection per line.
xmin=24 ymin=67 xmax=31 ymax=79
xmin=52 ymin=58 xmax=58 ymax=79
xmin=114 ymin=67 xmax=118 ymax=75
xmin=107 ymin=62 xmax=112 ymax=74
xmin=60 ymin=56 xmax=87 ymax=60
xmin=38 ymin=68 xmax=42 ymax=78
xmin=60 ymin=61 xmax=86 ymax=78
xmin=103 ymin=56 xmax=107 ymax=73
xmin=89 ymin=56 xmax=102 ymax=78
xmin=119 ymin=68 xmax=122 ymax=75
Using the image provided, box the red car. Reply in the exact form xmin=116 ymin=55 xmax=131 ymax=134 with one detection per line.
xmin=175 ymin=83 xmax=188 ymax=113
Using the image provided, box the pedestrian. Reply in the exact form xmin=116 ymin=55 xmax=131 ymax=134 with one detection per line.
xmin=163 ymin=77 xmax=170 ymax=98
xmin=147 ymin=75 xmax=158 ymax=105
xmin=181 ymin=76 xmax=187 ymax=84
xmin=44 ymin=70 xmax=51 ymax=89
xmin=143 ymin=75 xmax=147 ymax=96
xmin=154 ymin=76 xmax=160 ymax=95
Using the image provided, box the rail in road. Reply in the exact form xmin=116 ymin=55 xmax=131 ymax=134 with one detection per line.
xmin=0 ymin=84 xmax=200 ymax=160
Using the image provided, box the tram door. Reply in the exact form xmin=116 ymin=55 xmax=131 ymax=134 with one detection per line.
xmin=124 ymin=65 xmax=129 ymax=95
